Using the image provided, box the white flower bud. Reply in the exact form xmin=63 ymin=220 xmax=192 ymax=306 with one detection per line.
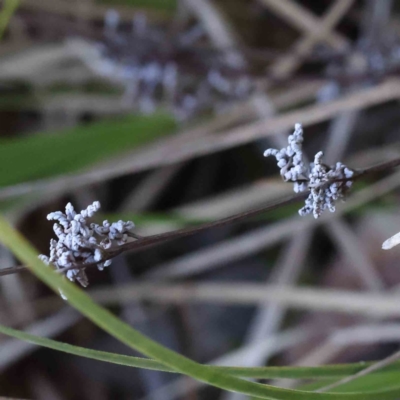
xmin=264 ymin=124 xmax=354 ymax=219
xmin=39 ymin=201 xmax=137 ymax=295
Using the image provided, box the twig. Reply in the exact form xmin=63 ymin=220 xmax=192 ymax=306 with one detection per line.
xmin=81 ymin=282 xmax=400 ymax=318
xmin=54 ymin=156 xmax=400 ymax=276
xmin=67 ymin=194 xmax=302 ymax=263
xmin=327 ymin=219 xmax=384 ymax=291
xmin=183 ymin=0 xmax=245 ymax=68
xmin=351 ymin=157 xmax=400 ymax=176
xmin=4 ymin=80 xmax=400 ymax=201
xmin=146 ymin=216 xmax=305 ymax=280
xmin=0 ymin=264 xmax=27 ymax=277
xmin=0 ymin=79 xmax=397 ymax=202
xmin=269 ymin=0 xmax=354 ymax=79
xmin=2 ymin=192 xmax=306 ymax=278
xmin=1 ymin=155 xmax=400 ymax=279
xmin=0 ymin=397 xmax=32 ymax=400
xmin=258 ymin=0 xmax=348 ymax=49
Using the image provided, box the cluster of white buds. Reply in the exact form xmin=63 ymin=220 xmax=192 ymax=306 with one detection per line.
xmin=298 ymin=152 xmax=354 ymax=219
xmin=39 ymin=202 xmax=135 ymax=290
xmin=263 ymin=123 xmax=308 ymax=193
xmin=264 ymin=124 xmax=355 ymax=219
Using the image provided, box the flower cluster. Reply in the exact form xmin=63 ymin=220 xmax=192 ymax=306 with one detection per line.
xmin=263 ymin=123 xmax=308 ymax=193
xmin=299 ymin=151 xmax=354 ymax=219
xmin=264 ymin=124 xmax=355 ymax=219
xmin=73 ymin=11 xmax=254 ymax=120
xmin=39 ymin=202 xmax=135 ymax=290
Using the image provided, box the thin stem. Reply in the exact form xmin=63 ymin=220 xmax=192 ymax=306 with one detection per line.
xmin=354 ymin=157 xmax=400 ymax=177
xmin=0 ymin=192 xmax=305 ymax=278
xmin=0 ymin=264 xmax=27 ymax=277
xmin=1 ymin=156 xmax=400 ymax=279
xmin=57 ymin=191 xmax=306 ymax=276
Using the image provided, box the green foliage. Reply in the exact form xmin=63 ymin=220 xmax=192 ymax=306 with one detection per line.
xmin=0 ymin=0 xmax=19 ymax=40
xmin=3 ymin=322 xmax=400 ymax=382
xmin=0 ymin=113 xmax=176 ymax=187
xmin=301 ymin=371 xmax=400 ymax=393
xmin=1 ymin=218 xmax=400 ymax=399
xmin=96 ymin=0 xmax=176 ymax=12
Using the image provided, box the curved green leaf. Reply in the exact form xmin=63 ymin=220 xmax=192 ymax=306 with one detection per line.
xmin=1 ymin=216 xmax=400 ymax=399
xmin=2 ymin=322 xmax=400 ymax=381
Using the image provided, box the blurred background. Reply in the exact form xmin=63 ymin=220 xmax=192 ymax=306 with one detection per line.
xmin=1 ymin=0 xmax=400 ymax=399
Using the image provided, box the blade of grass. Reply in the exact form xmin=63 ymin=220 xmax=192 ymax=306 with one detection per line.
xmin=0 ymin=113 xmax=176 ymax=187
xmin=4 ymin=322 xmax=400 ymax=380
xmin=21 ymin=0 xmax=170 ymax=21
xmin=302 ymin=371 xmax=400 ymax=393
xmin=1 ymin=220 xmax=400 ymax=399
xmin=96 ymin=0 xmax=177 ymax=12
xmin=0 ymin=0 xmax=19 ymax=40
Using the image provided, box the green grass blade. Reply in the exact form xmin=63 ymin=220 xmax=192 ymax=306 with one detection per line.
xmin=0 ymin=113 xmax=175 ymax=187
xmin=0 ymin=0 xmax=19 ymax=40
xmin=302 ymin=371 xmax=400 ymax=393
xmin=96 ymin=0 xmax=176 ymax=12
xmin=3 ymin=322 xmax=400 ymax=381
xmin=0 ymin=323 xmax=172 ymax=372
xmin=1 ymin=217 xmax=400 ymax=399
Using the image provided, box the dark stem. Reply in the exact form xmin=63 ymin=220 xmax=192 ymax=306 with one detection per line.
xmin=0 ymin=192 xmax=305 ymax=277
xmin=1 ymin=156 xmax=400 ymax=279
xmin=0 ymin=264 xmax=28 ymax=277
xmin=56 ymin=191 xmax=306 ymax=276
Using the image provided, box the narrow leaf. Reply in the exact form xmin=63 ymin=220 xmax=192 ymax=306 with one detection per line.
xmin=1 ymin=217 xmax=400 ymax=399
xmin=97 ymin=0 xmax=176 ymax=12
xmin=0 ymin=113 xmax=175 ymax=187
xmin=2 ymin=322 xmax=400 ymax=381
